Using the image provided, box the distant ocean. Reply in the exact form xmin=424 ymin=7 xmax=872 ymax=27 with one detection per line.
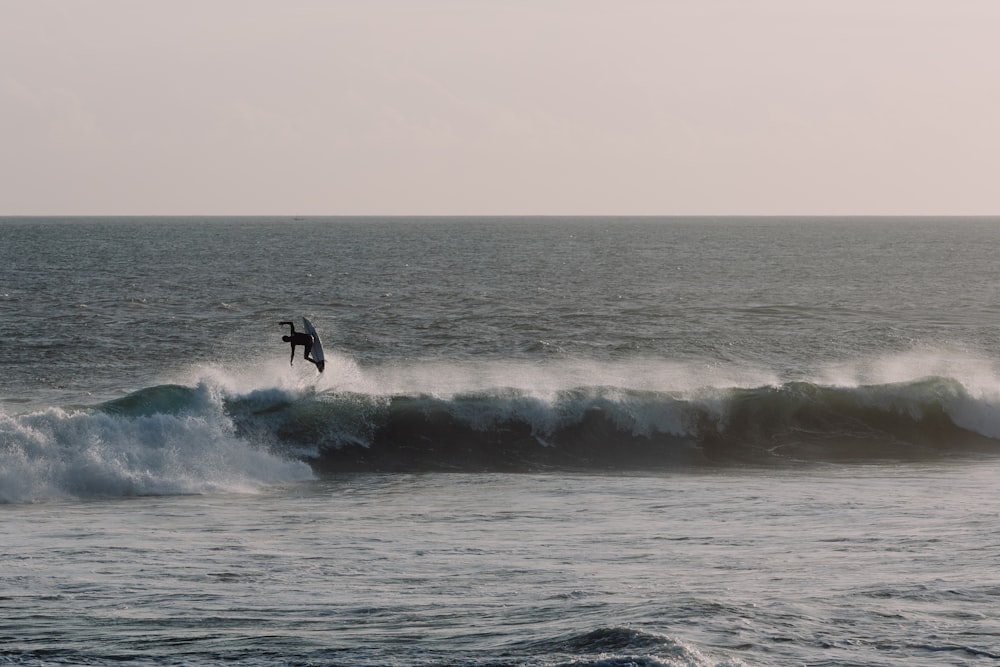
xmin=3 ymin=216 xmax=1000 ymax=666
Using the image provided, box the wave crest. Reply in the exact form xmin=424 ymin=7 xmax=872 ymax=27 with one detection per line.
xmin=4 ymin=374 xmax=997 ymax=502
xmin=226 ymin=375 xmax=1000 ymax=471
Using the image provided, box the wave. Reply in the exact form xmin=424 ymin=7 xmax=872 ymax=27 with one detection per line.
xmin=4 ymin=371 xmax=1000 ymax=502
xmin=0 ymin=383 xmax=313 ymax=504
xmin=226 ymin=375 xmax=1000 ymax=472
xmin=514 ymin=626 xmax=730 ymax=667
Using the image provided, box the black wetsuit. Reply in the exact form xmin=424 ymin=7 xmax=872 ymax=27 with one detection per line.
xmin=279 ymin=321 xmax=315 ymax=366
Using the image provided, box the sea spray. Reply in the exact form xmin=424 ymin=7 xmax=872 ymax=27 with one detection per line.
xmin=0 ymin=383 xmax=312 ymax=504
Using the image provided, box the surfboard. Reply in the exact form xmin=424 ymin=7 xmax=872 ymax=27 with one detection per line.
xmin=302 ymin=317 xmax=325 ymax=372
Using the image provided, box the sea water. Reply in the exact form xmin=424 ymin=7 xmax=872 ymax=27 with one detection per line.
xmin=2 ymin=217 xmax=1000 ymax=666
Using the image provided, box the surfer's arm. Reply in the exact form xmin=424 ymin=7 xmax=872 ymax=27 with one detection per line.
xmin=279 ymin=321 xmax=295 ymax=333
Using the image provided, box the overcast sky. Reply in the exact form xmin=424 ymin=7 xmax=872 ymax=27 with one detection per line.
xmin=3 ymin=1 xmax=999 ymax=216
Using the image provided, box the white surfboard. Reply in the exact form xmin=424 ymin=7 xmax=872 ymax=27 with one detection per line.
xmin=302 ymin=317 xmax=325 ymax=372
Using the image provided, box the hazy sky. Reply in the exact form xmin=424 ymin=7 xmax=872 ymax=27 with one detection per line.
xmin=3 ymin=1 xmax=999 ymax=215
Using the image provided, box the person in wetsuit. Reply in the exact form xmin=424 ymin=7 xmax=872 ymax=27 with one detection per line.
xmin=279 ymin=321 xmax=319 ymax=368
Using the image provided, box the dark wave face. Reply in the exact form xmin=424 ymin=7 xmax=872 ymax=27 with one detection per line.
xmin=219 ymin=375 xmax=1000 ymax=472
xmin=510 ymin=626 xmax=707 ymax=667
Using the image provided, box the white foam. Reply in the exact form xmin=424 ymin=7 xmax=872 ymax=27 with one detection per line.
xmin=814 ymin=347 xmax=1000 ymax=390
xmin=170 ymin=352 xmax=363 ymax=396
xmin=0 ymin=397 xmax=314 ymax=504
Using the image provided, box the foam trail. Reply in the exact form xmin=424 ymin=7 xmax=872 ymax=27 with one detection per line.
xmin=0 ymin=384 xmax=313 ymax=504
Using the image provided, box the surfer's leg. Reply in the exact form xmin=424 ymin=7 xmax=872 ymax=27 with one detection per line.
xmin=303 ymin=339 xmax=313 ymax=362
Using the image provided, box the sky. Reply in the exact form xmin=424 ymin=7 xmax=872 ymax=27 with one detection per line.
xmin=2 ymin=0 xmax=999 ymax=216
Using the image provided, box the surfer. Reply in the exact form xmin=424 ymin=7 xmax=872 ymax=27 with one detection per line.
xmin=279 ymin=321 xmax=320 ymax=369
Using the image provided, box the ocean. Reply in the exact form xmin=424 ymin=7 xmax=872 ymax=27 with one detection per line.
xmin=2 ymin=216 xmax=1000 ymax=666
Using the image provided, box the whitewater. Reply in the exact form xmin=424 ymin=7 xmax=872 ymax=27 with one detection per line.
xmin=3 ymin=216 xmax=1000 ymax=665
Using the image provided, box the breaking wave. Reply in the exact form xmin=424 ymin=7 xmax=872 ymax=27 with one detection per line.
xmin=0 ymin=383 xmax=314 ymax=504
xmin=4 ymin=370 xmax=1000 ymax=503
xmin=224 ymin=375 xmax=1000 ymax=471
